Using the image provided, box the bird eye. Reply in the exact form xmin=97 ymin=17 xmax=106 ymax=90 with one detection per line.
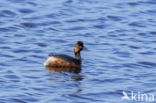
xmin=80 ymin=46 xmax=83 ymax=49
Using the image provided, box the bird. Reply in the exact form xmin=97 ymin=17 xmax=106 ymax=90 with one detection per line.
xmin=44 ymin=41 xmax=85 ymax=68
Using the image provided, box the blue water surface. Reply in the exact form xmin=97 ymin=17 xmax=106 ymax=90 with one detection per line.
xmin=0 ymin=0 xmax=156 ymax=103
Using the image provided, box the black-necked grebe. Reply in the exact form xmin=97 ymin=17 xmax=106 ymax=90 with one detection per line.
xmin=44 ymin=41 xmax=84 ymax=67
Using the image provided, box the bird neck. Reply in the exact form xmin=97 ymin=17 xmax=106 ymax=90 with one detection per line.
xmin=75 ymin=51 xmax=81 ymax=60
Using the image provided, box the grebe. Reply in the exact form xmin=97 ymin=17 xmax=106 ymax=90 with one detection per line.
xmin=44 ymin=41 xmax=85 ymax=67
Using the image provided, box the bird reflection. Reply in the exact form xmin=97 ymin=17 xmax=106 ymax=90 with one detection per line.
xmin=45 ymin=66 xmax=81 ymax=74
xmin=45 ymin=66 xmax=83 ymax=82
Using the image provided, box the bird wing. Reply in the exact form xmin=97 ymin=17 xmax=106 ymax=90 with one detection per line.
xmin=49 ymin=54 xmax=80 ymax=64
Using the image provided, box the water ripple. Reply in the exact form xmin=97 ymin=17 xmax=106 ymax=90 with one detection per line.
xmin=21 ymin=22 xmax=37 ymax=28
xmin=12 ymin=98 xmax=26 ymax=103
xmin=138 ymin=61 xmax=156 ymax=67
xmin=0 ymin=10 xmax=16 ymax=17
xmin=18 ymin=8 xmax=35 ymax=14
xmin=107 ymin=15 xmax=124 ymax=21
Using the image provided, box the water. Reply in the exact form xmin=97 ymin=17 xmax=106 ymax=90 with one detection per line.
xmin=0 ymin=0 xmax=156 ymax=103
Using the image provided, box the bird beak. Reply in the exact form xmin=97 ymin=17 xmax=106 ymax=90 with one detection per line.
xmin=83 ymin=46 xmax=88 ymax=50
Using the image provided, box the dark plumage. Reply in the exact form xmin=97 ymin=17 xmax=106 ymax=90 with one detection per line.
xmin=48 ymin=54 xmax=81 ymax=65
